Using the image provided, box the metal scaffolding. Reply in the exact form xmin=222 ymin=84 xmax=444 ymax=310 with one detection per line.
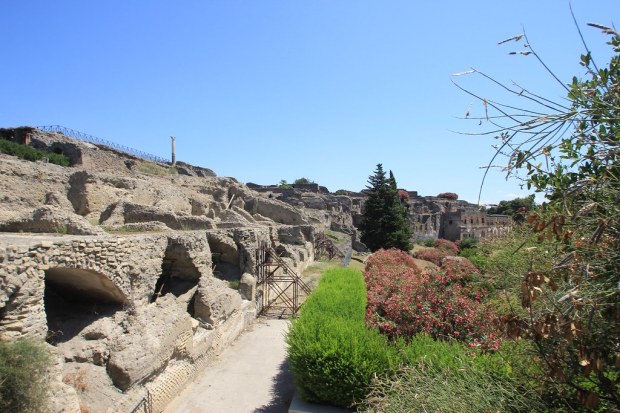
xmin=256 ymin=242 xmax=311 ymax=317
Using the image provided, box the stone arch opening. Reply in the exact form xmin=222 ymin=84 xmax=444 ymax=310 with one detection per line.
xmin=151 ymin=244 xmax=201 ymax=306
xmin=207 ymin=236 xmax=241 ymax=283
xmin=44 ymin=267 xmax=128 ymax=345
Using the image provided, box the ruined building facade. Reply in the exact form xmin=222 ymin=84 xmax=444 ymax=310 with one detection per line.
xmin=249 ymin=185 xmax=512 ymax=244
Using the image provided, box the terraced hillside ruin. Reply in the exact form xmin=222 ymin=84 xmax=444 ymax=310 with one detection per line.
xmin=0 ymin=127 xmax=321 ymax=412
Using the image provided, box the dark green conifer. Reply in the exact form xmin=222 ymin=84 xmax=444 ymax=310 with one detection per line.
xmin=360 ymin=164 xmax=412 ymax=251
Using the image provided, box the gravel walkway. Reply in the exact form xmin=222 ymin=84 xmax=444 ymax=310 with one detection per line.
xmin=164 ymin=318 xmax=294 ymax=413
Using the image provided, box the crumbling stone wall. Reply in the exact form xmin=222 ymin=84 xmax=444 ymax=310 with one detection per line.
xmin=0 ymin=227 xmax=312 ymax=413
xmin=0 ymin=127 xmax=323 ymax=412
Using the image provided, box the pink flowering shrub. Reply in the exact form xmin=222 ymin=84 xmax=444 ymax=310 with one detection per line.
xmin=364 ymin=249 xmax=421 ymax=309
xmin=413 ymin=240 xmax=460 ymax=266
xmin=437 ymin=192 xmax=458 ymax=200
xmin=434 ymin=239 xmax=459 ymax=255
xmin=412 ymin=248 xmax=448 ymax=266
xmin=365 ymin=248 xmax=419 ymax=273
xmin=440 ymin=257 xmax=479 ymax=282
xmin=365 ymin=249 xmax=501 ymax=350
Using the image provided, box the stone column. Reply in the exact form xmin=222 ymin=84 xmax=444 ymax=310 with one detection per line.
xmin=171 ymin=136 xmax=176 ymax=166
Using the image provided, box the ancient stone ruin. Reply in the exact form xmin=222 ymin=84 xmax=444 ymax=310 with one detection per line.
xmin=248 ymin=185 xmax=512 ymax=245
xmin=0 ymin=126 xmax=511 ymax=412
xmin=0 ymin=127 xmax=317 ymax=412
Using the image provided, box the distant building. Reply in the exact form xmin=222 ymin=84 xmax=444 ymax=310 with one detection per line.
xmin=440 ymin=209 xmax=511 ymax=241
xmin=249 ymin=182 xmax=512 ymax=242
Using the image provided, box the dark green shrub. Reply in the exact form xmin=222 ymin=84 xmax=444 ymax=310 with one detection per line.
xmin=458 ymin=237 xmax=479 ymax=251
xmin=0 ymin=139 xmax=69 ymax=166
xmin=287 ymin=268 xmax=397 ymax=408
xmin=0 ymin=339 xmax=52 ymax=412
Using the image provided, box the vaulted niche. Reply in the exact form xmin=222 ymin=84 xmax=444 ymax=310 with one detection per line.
xmin=207 ymin=237 xmax=241 ymax=283
xmin=151 ymin=243 xmax=201 ymax=306
xmin=44 ymin=268 xmax=128 ymax=345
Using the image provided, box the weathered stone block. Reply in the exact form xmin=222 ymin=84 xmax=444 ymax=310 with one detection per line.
xmin=238 ymin=273 xmax=256 ymax=301
xmin=193 ymin=278 xmax=241 ymax=325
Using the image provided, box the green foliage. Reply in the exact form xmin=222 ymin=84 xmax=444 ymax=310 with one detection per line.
xmin=486 ymin=195 xmax=536 ymax=223
xmin=53 ymin=224 xmax=68 ymax=235
xmin=0 ymin=339 xmax=51 ymax=413
xmin=422 ymin=237 xmax=436 ymax=247
xmin=137 ymin=161 xmax=177 ymax=175
xmin=361 ymin=362 xmax=544 ymax=413
xmin=459 ymin=225 xmax=557 ymax=299
xmin=293 ymin=177 xmax=314 ymax=185
xmin=458 ymin=237 xmax=479 ymax=251
xmin=359 ymin=164 xmax=412 ymax=252
xmin=334 ymin=189 xmax=349 ymax=195
xmin=287 ymin=268 xmax=397 ymax=408
xmin=227 ymin=280 xmax=240 ymax=289
xmin=0 ymin=139 xmax=70 ymax=166
xmin=289 ymin=263 xmax=548 ymax=411
xmin=278 ymin=179 xmax=293 ymax=189
xmin=362 ymin=335 xmax=547 ymax=412
xmin=459 ymin=24 xmax=620 ymax=409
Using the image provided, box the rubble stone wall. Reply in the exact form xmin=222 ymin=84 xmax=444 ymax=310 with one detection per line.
xmin=0 ymin=227 xmax=312 ymax=413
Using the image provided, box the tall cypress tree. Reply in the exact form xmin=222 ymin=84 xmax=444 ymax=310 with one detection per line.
xmin=360 ymin=164 xmax=412 ymax=252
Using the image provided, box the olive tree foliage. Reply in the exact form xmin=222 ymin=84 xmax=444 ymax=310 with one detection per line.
xmin=454 ymin=20 xmax=620 ymax=410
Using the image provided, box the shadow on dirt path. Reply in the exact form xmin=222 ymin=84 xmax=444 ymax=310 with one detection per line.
xmin=254 ymin=358 xmax=295 ymax=413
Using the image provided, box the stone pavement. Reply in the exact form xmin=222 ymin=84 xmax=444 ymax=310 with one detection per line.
xmin=163 ymin=318 xmax=295 ymax=413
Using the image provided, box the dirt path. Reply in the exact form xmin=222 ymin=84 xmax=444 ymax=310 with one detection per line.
xmin=163 ymin=318 xmax=294 ymax=413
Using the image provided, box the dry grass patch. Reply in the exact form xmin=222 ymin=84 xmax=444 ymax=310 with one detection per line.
xmin=302 ymin=258 xmax=341 ymax=286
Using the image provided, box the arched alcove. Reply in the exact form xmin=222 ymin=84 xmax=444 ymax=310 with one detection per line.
xmin=44 ymin=267 xmax=128 ymax=345
xmin=207 ymin=236 xmax=241 ymax=283
xmin=151 ymin=244 xmax=201 ymax=305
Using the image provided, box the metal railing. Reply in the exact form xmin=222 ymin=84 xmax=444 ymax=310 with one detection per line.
xmin=37 ymin=125 xmax=169 ymax=164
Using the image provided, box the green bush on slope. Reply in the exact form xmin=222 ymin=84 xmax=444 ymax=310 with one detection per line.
xmin=0 ymin=139 xmax=69 ymax=166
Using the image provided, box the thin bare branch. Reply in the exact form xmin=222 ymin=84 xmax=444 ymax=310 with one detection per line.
xmin=512 ymin=81 xmax=572 ymax=111
xmin=498 ymin=34 xmax=524 ymax=45
xmin=522 ymin=29 xmax=571 ymax=93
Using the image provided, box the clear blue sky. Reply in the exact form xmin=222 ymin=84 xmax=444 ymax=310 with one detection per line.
xmin=2 ymin=1 xmax=617 ymax=204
